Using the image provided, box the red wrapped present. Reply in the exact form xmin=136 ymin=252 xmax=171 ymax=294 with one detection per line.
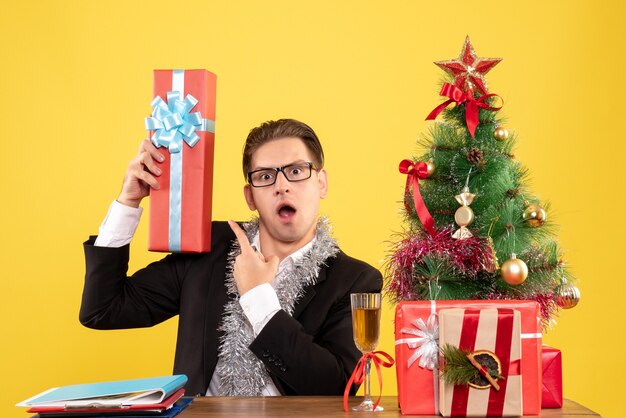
xmin=438 ymin=308 xmax=522 ymax=417
xmin=541 ymin=345 xmax=563 ymax=408
xmin=146 ymin=69 xmax=217 ymax=253
xmin=394 ymin=301 xmax=541 ymax=415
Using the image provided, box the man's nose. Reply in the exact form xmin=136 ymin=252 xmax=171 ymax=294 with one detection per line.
xmin=273 ymin=170 xmax=291 ymax=194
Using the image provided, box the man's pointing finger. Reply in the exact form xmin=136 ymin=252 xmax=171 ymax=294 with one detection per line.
xmin=228 ymin=220 xmax=254 ymax=253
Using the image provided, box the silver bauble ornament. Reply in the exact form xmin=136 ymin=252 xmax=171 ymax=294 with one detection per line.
xmin=555 ymin=278 xmax=580 ymax=309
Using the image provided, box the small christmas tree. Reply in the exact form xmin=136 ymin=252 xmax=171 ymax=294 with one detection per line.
xmin=386 ymin=36 xmax=580 ymax=326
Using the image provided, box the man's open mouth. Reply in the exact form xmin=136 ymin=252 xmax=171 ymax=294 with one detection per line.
xmin=277 ymin=203 xmax=297 ymax=219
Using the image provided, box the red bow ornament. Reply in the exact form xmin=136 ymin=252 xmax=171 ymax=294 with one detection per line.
xmin=343 ymin=351 xmax=395 ymax=412
xmin=399 ymin=159 xmax=436 ymax=237
xmin=426 ymin=83 xmax=502 ymax=138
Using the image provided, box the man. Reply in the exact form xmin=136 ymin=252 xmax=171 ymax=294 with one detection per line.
xmin=80 ymin=119 xmax=382 ymax=396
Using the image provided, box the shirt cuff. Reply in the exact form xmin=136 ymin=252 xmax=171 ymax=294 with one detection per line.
xmin=94 ymin=201 xmax=143 ymax=248
xmin=239 ymin=283 xmax=281 ymax=336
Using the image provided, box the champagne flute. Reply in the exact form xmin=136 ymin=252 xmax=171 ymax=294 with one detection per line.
xmin=350 ymin=293 xmax=383 ymax=412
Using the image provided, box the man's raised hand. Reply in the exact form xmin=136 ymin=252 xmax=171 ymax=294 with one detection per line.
xmin=117 ymin=139 xmax=165 ymax=208
xmin=228 ymin=220 xmax=279 ymax=296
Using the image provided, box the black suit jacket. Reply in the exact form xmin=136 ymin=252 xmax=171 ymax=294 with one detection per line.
xmin=80 ymin=221 xmax=382 ymax=396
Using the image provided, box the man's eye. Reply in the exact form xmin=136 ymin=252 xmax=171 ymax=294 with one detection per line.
xmin=252 ymin=171 xmax=274 ymax=182
xmin=290 ymin=167 xmax=303 ymax=175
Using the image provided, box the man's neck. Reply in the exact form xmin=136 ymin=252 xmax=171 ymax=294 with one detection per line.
xmin=258 ymin=225 xmax=316 ymax=261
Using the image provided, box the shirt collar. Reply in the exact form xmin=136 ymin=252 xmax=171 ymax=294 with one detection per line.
xmin=251 ymin=232 xmax=315 ymax=269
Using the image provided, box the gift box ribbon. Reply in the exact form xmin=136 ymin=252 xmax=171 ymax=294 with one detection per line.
xmin=425 ymin=83 xmax=502 ymax=138
xmin=145 ymin=76 xmax=215 ymax=154
xmin=144 ymin=69 xmax=216 ymax=252
xmin=397 ymin=314 xmax=439 ymax=370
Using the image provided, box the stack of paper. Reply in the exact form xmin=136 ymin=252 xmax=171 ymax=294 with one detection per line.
xmin=17 ymin=375 xmax=190 ymax=417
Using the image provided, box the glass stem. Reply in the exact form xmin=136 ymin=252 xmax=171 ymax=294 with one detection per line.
xmin=364 ymin=356 xmax=372 ymax=403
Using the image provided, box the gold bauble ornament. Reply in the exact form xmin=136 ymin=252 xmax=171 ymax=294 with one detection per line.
xmin=523 ymin=204 xmax=546 ymax=227
xmin=555 ymin=278 xmax=580 ymax=309
xmin=493 ymin=126 xmax=509 ymax=141
xmin=500 ymin=254 xmax=528 ymax=285
xmin=426 ymin=159 xmax=436 ymax=177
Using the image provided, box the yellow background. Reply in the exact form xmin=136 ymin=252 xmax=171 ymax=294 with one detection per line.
xmin=1 ymin=1 xmax=623 ymax=417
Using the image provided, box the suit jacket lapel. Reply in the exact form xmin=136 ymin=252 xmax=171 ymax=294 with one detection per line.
xmin=292 ymin=266 xmax=327 ymax=319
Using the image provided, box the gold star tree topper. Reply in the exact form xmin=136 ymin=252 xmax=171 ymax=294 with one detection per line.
xmin=435 ymin=36 xmax=502 ymax=95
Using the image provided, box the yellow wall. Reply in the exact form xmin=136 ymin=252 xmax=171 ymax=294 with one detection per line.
xmin=1 ymin=1 xmax=623 ymax=416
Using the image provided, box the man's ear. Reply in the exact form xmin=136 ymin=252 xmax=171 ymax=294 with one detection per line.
xmin=318 ymin=169 xmax=328 ymax=199
xmin=243 ymin=184 xmax=257 ymax=210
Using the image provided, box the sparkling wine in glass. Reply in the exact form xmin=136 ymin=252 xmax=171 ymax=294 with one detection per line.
xmin=350 ymin=293 xmax=383 ymax=412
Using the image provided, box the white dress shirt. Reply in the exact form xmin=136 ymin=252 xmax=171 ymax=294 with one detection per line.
xmin=94 ymin=201 xmax=313 ymax=396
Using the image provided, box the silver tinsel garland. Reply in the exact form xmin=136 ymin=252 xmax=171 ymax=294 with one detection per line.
xmin=215 ymin=217 xmax=339 ymax=395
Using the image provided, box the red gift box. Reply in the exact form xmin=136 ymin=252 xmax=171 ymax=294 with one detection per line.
xmin=148 ymin=69 xmax=217 ymax=253
xmin=394 ymin=301 xmax=542 ymax=415
xmin=438 ymin=308 xmax=522 ymax=417
xmin=541 ymin=345 xmax=563 ymax=408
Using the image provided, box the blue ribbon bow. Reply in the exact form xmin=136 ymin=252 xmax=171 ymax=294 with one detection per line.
xmin=144 ymin=91 xmax=214 ymax=153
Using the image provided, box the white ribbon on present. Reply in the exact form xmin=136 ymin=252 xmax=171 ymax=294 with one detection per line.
xmin=396 ymin=314 xmax=439 ymax=370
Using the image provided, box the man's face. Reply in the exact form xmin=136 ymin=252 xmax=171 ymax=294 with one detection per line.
xmin=243 ymin=137 xmax=328 ymax=247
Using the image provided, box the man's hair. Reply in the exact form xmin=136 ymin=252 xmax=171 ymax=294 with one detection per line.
xmin=242 ymin=119 xmax=325 ymax=179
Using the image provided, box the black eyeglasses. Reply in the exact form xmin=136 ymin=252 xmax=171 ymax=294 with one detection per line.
xmin=247 ymin=162 xmax=317 ymax=187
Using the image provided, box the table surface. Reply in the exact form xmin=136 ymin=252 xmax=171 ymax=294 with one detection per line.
xmin=178 ymin=396 xmax=600 ymax=417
